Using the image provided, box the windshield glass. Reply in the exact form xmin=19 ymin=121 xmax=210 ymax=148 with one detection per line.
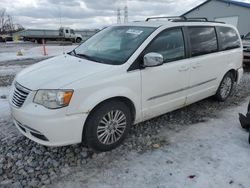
xmin=72 ymin=26 xmax=156 ymax=65
xmin=244 ymin=32 xmax=250 ymax=40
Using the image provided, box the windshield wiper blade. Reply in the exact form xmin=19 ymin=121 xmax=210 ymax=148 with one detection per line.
xmin=75 ymin=53 xmax=100 ymax=62
xmin=72 ymin=49 xmax=77 ymax=55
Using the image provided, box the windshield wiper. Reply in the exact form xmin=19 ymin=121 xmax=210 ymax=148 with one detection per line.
xmin=75 ymin=53 xmax=99 ymax=62
xmin=70 ymin=50 xmax=105 ymax=63
xmin=71 ymin=49 xmax=77 ymax=55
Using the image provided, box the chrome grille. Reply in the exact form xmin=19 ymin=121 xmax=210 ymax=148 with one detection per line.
xmin=12 ymin=82 xmax=30 ymax=108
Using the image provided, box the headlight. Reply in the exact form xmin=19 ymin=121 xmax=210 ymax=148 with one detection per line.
xmin=33 ymin=90 xmax=73 ymax=109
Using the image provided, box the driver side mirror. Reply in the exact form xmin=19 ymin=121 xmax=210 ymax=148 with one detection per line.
xmin=143 ymin=52 xmax=164 ymax=67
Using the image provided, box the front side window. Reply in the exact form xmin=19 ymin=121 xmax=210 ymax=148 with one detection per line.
xmin=188 ymin=27 xmax=218 ymax=57
xmin=217 ymin=26 xmax=241 ymax=50
xmin=144 ymin=28 xmax=185 ymax=63
xmin=72 ymin=26 xmax=156 ymax=65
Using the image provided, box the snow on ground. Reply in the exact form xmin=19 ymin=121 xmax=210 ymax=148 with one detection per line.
xmin=0 ymin=86 xmax=18 ymax=141
xmin=0 ymin=65 xmax=28 ymax=76
xmin=0 ymin=86 xmax=10 ymax=118
xmin=0 ymin=45 xmax=76 ymax=63
xmin=53 ymin=100 xmax=250 ymax=188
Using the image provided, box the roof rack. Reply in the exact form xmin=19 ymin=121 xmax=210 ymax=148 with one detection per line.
xmin=145 ymin=16 xmax=225 ymax=24
xmin=145 ymin=16 xmax=187 ymax=22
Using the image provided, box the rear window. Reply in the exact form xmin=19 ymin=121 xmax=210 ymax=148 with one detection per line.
xmin=188 ymin=27 xmax=218 ymax=57
xmin=217 ymin=26 xmax=241 ymax=50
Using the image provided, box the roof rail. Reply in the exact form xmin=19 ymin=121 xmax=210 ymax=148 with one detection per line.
xmin=145 ymin=16 xmax=225 ymax=24
xmin=145 ymin=16 xmax=187 ymax=22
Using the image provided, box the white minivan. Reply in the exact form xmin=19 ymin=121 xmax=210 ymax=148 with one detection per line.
xmin=9 ymin=17 xmax=243 ymax=151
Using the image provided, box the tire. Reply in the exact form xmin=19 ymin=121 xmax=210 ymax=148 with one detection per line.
xmin=76 ymin=38 xmax=82 ymax=43
xmin=215 ymin=72 xmax=234 ymax=102
xmin=83 ymin=100 xmax=132 ymax=152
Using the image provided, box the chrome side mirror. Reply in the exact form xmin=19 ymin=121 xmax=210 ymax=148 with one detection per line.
xmin=143 ymin=52 xmax=164 ymax=67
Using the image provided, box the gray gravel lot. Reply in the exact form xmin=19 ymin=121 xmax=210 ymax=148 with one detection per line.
xmin=0 ymin=58 xmax=250 ymax=187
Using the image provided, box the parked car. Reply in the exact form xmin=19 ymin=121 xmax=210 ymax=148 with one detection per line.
xmin=242 ymin=32 xmax=250 ymax=66
xmin=0 ymin=34 xmax=13 ymax=42
xmin=9 ymin=17 xmax=243 ymax=152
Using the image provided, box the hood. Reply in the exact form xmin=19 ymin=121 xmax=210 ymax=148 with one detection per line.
xmin=16 ymin=54 xmax=112 ymax=90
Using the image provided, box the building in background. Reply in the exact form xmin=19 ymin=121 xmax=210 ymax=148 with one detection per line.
xmin=182 ymin=0 xmax=250 ymax=36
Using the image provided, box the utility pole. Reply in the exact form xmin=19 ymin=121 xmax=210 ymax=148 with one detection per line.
xmin=124 ymin=5 xmax=128 ymax=23
xmin=117 ymin=8 xmax=121 ymax=24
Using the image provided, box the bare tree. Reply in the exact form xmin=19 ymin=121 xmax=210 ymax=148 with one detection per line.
xmin=0 ymin=8 xmax=6 ymax=33
xmin=0 ymin=8 xmax=24 ymax=34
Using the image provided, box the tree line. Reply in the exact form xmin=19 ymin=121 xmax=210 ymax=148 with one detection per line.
xmin=0 ymin=8 xmax=24 ymax=35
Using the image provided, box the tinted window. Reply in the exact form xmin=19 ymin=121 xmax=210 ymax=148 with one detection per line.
xmin=188 ymin=27 xmax=218 ymax=57
xmin=217 ymin=27 xmax=240 ymax=50
xmin=144 ymin=28 xmax=185 ymax=63
xmin=66 ymin=29 xmax=69 ymax=33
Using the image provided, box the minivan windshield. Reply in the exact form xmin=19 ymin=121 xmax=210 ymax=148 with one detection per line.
xmin=71 ymin=26 xmax=156 ymax=65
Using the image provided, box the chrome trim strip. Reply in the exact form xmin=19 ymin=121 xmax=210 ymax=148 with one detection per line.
xmin=15 ymin=82 xmax=31 ymax=93
xmin=148 ymin=78 xmax=217 ymax=101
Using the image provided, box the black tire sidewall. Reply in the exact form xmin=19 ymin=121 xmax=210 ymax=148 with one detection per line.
xmin=76 ymin=38 xmax=81 ymax=43
xmin=84 ymin=100 xmax=132 ymax=152
xmin=215 ymin=72 xmax=234 ymax=101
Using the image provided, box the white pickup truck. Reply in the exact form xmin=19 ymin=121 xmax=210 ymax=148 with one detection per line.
xmin=17 ymin=27 xmax=83 ymax=43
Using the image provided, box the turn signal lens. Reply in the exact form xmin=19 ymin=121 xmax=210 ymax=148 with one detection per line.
xmin=63 ymin=91 xmax=73 ymax=105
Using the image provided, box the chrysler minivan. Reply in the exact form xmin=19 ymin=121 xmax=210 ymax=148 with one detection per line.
xmin=9 ymin=17 xmax=243 ymax=151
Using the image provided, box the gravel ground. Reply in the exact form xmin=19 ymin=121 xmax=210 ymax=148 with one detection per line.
xmin=0 ymin=60 xmax=250 ymax=187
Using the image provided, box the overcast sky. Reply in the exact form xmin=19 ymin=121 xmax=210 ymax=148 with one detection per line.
xmin=0 ymin=0 xmax=250 ymax=29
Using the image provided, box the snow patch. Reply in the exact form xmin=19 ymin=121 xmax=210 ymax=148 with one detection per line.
xmin=0 ymin=45 xmax=77 ymax=63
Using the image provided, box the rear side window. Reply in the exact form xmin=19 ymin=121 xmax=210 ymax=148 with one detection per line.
xmin=188 ymin=27 xmax=218 ymax=57
xmin=144 ymin=28 xmax=185 ymax=63
xmin=217 ymin=26 xmax=240 ymax=50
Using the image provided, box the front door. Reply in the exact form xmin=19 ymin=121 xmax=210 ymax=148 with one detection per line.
xmin=141 ymin=28 xmax=190 ymax=120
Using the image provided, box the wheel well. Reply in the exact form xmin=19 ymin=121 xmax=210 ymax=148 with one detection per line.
xmin=228 ymin=69 xmax=237 ymax=82
xmin=82 ymin=97 xmax=136 ymax=142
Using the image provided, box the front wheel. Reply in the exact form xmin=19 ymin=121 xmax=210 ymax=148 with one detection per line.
xmin=215 ymin=72 xmax=234 ymax=101
xmin=83 ymin=100 xmax=132 ymax=152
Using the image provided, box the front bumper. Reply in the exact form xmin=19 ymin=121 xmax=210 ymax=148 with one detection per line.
xmin=10 ymin=96 xmax=87 ymax=147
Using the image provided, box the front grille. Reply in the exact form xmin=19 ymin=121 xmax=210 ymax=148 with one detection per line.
xmin=12 ymin=82 xmax=30 ymax=108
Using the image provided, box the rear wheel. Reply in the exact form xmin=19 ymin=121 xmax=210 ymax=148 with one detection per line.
xmin=215 ymin=72 xmax=234 ymax=101
xmin=83 ymin=100 xmax=132 ymax=152
xmin=76 ymin=38 xmax=82 ymax=43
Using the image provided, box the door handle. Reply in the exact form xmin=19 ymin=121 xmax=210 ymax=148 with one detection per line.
xmin=178 ymin=66 xmax=189 ymax=72
xmin=192 ymin=63 xmax=201 ymax=69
